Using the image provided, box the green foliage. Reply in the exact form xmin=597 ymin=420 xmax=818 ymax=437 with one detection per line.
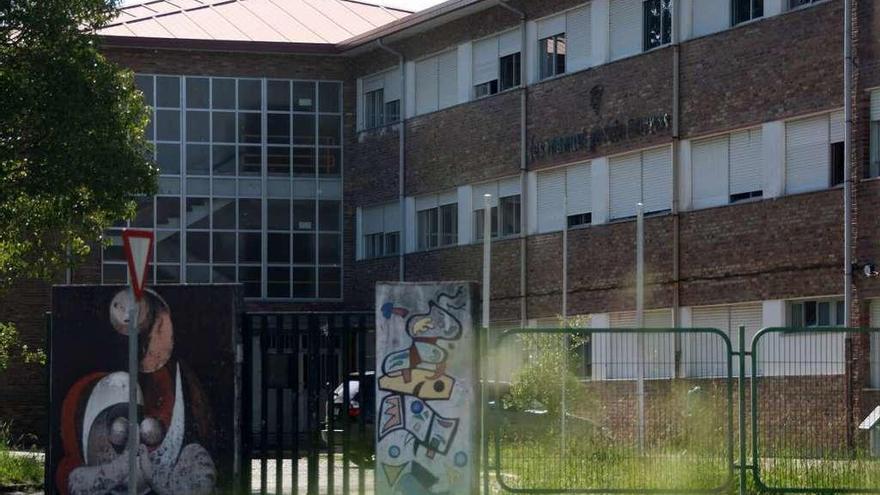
xmin=0 ymin=0 xmax=157 ymax=285
xmin=503 ymin=315 xmax=593 ymax=417
xmin=0 ymin=421 xmax=42 ymax=486
xmin=0 ymin=323 xmax=45 ymax=372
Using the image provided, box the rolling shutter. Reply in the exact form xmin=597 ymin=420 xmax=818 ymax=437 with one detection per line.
xmin=610 ymin=152 xmax=642 ymax=219
xmin=642 ymin=146 xmax=672 ymax=213
xmin=566 ymin=162 xmax=592 ymax=216
xmin=415 ymin=57 xmax=439 ymax=115
xmin=607 ymin=310 xmax=673 ymax=379
xmin=472 ymin=182 xmax=499 ymax=208
xmin=498 ymin=176 xmax=520 ymax=198
xmin=730 ymin=303 xmax=762 ymax=351
xmin=473 ymin=36 xmax=500 ymax=86
xmin=384 ymin=203 xmax=401 ymax=233
xmin=499 ymin=29 xmax=522 ymax=57
xmin=690 ymin=306 xmax=731 ymax=378
xmin=829 ymin=110 xmax=845 ymax=143
xmin=786 ymin=115 xmax=829 ymax=194
xmin=537 ymin=13 xmax=566 ymax=39
xmin=872 ymin=301 xmax=880 ymax=388
xmin=362 ymin=205 xmax=384 ymax=235
xmin=692 ymin=0 xmax=729 ymax=37
xmin=729 ymin=128 xmax=763 ymax=196
xmin=415 ymin=195 xmax=437 ymax=212
xmin=384 ymin=68 xmax=401 ymax=103
xmin=363 ymin=73 xmax=383 ymax=93
xmin=566 ymin=5 xmax=592 ymax=71
xmin=872 ymin=90 xmax=880 ymax=121
xmin=437 ymin=51 xmax=459 ymax=110
xmin=610 ymin=0 xmax=642 ymax=61
xmin=437 ymin=190 xmax=458 ymax=206
xmin=692 ymin=136 xmax=730 ymax=209
xmin=537 ymin=169 xmax=565 ymax=233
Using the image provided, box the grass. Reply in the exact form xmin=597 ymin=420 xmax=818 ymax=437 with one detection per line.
xmin=0 ymin=422 xmax=43 ymax=487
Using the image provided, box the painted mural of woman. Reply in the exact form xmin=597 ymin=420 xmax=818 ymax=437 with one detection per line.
xmin=56 ymin=289 xmax=217 ymax=495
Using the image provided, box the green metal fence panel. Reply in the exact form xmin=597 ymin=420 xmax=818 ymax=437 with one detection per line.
xmin=750 ymin=327 xmax=880 ymax=494
xmin=489 ymin=327 xmax=735 ymax=494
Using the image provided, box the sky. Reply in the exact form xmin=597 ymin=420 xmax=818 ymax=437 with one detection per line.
xmin=120 ymin=0 xmax=447 ymax=10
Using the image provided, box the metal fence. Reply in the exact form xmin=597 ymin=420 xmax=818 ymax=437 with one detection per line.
xmin=242 ymin=312 xmax=374 ymax=495
xmin=487 ymin=326 xmax=880 ymax=495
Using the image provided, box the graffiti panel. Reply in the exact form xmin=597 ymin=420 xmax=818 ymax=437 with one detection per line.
xmin=375 ymin=282 xmax=479 ymax=495
xmin=49 ymin=285 xmax=240 ymax=495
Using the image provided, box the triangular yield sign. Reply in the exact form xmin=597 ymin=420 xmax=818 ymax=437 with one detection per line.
xmin=122 ymin=229 xmax=154 ymax=300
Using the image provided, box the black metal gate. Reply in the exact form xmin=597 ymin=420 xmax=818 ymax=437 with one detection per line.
xmin=242 ymin=312 xmax=375 ymax=495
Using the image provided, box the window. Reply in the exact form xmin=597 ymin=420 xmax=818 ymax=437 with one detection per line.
xmin=361 ymin=68 xmax=401 ymax=129
xmin=790 ymin=299 xmax=846 ymax=327
xmin=364 ymin=88 xmax=385 ymax=129
xmin=643 ymin=0 xmax=672 ymax=51
xmin=361 ymin=203 xmax=401 ymax=259
xmin=474 ymin=195 xmax=521 ymax=241
xmin=689 ymin=304 xmax=762 ymax=377
xmin=869 ymin=90 xmax=880 ymax=178
xmin=788 ymin=0 xmax=819 ymax=9
xmin=416 ymin=197 xmax=457 ymax=250
xmin=785 ymin=111 xmax=844 ymax=194
xmin=107 ymin=76 xmax=343 ymax=300
xmin=539 ymin=34 xmax=566 ymax=80
xmin=691 ymin=128 xmax=763 ymax=209
xmin=595 ymin=310 xmax=674 ymax=380
xmin=830 ymin=141 xmax=845 ymax=186
xmin=473 ymin=30 xmax=522 ymax=99
xmin=609 ymin=147 xmax=672 ymax=220
xmin=732 ymin=0 xmax=763 ymax=25
xmin=536 ymin=162 xmax=592 ymax=233
xmin=500 ymin=53 xmax=521 ymax=91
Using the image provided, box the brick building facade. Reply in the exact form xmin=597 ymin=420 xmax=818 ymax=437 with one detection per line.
xmin=1 ymin=0 xmax=879 ymax=447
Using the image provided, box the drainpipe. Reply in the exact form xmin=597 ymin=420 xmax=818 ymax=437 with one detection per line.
xmin=498 ymin=0 xmax=528 ymax=328
xmin=843 ymin=0 xmax=854 ymax=449
xmin=671 ymin=1 xmax=682 ymax=373
xmin=377 ymin=38 xmax=407 ymax=282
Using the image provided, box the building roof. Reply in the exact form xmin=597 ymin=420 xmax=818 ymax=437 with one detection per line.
xmin=99 ymin=0 xmax=412 ymax=46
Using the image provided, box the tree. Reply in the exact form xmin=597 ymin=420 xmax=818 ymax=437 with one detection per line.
xmin=0 ymin=0 xmax=157 ymax=286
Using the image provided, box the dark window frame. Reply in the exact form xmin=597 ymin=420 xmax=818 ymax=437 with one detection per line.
xmin=539 ymin=33 xmax=567 ymax=80
xmin=643 ymin=0 xmax=672 ymax=52
xmin=731 ymin=0 xmax=764 ymax=26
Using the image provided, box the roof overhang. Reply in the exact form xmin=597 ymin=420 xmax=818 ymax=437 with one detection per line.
xmin=100 ymin=35 xmax=341 ymax=55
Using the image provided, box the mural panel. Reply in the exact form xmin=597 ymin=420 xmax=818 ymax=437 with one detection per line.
xmin=375 ymin=282 xmax=479 ymax=495
xmin=49 ymin=285 xmax=240 ymax=495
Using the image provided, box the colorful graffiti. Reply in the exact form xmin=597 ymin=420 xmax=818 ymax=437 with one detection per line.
xmin=376 ymin=282 xmax=478 ymax=495
xmin=50 ymin=285 xmax=239 ymax=495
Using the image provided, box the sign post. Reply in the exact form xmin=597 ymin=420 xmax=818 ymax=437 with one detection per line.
xmin=122 ymin=229 xmax=154 ymax=495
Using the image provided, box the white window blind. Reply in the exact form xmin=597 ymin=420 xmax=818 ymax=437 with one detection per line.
xmin=692 ymin=0 xmax=730 ymax=37
xmin=566 ymin=5 xmax=592 ymax=71
xmin=729 ymin=128 xmax=763 ymax=196
xmin=610 ymin=0 xmax=642 ymax=61
xmin=363 ymin=73 xmax=384 ymax=93
xmin=473 ymin=37 xmax=500 ymax=86
xmin=872 ymin=90 xmax=880 ymax=121
xmin=437 ymin=51 xmax=459 ymax=110
xmin=609 ymin=152 xmax=642 ymax=219
xmin=692 ymin=136 xmax=730 ymax=209
xmin=537 ymin=169 xmax=566 ymax=233
xmin=596 ymin=309 xmax=674 ymax=380
xmin=829 ymin=110 xmax=845 ymax=143
xmin=384 ymin=68 xmax=402 ymax=103
xmin=642 ymin=146 xmax=673 ymax=214
xmin=871 ymin=301 xmax=880 ymax=388
xmin=472 ymin=182 xmax=499 ymax=208
xmin=537 ymin=13 xmax=566 ymax=39
xmin=567 ymin=162 xmax=592 ymax=215
xmin=415 ymin=57 xmax=439 ymax=115
xmin=786 ymin=114 xmax=830 ymax=194
xmin=384 ymin=203 xmax=401 ymax=233
xmin=362 ymin=205 xmax=384 ymax=235
xmin=438 ymin=190 xmax=458 ymax=206
xmin=499 ymin=29 xmax=522 ymax=57
xmin=498 ymin=176 xmax=520 ymax=197
xmin=415 ymin=195 xmax=437 ymax=211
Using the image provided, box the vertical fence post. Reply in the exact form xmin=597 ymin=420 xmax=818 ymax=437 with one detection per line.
xmin=738 ymin=325 xmax=747 ymax=495
xmin=635 ymin=203 xmax=646 ymax=454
